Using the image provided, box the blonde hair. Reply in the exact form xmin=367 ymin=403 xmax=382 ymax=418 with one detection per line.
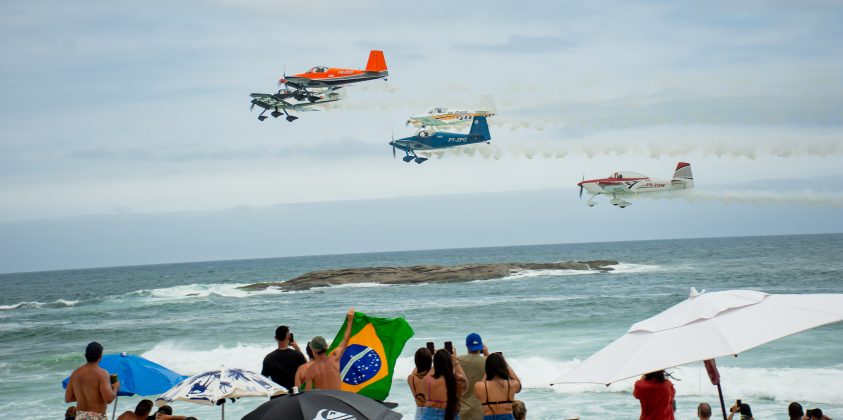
xmin=512 ymin=400 xmax=526 ymax=420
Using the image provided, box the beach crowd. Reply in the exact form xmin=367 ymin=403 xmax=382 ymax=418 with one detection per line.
xmin=64 ymin=308 xmax=834 ymax=420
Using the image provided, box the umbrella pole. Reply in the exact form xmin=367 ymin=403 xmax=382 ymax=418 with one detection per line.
xmin=716 ymin=383 xmax=727 ymax=420
xmin=221 ymin=402 xmax=225 ymax=420
xmin=112 ymin=394 xmax=118 ymax=420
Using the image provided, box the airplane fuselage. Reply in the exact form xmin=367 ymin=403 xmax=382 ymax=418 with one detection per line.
xmin=283 ymin=70 xmax=388 ymax=89
xmin=579 ymin=177 xmax=686 ymax=195
xmin=390 ymin=132 xmax=488 ymax=152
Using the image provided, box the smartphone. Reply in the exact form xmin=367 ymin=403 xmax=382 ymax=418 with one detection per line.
xmin=109 ymin=373 xmax=118 ymax=384
xmin=736 ymin=400 xmax=742 ymax=409
xmin=426 ymin=342 xmax=435 ymax=353
xmin=444 ymin=341 xmax=453 ymax=354
xmin=289 ymin=333 xmax=294 ymax=343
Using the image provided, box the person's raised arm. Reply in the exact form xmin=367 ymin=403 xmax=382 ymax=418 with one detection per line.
xmin=505 ymin=362 xmax=522 ymax=393
xmin=334 ymin=308 xmax=355 ymax=358
xmin=65 ymin=372 xmax=76 ymax=403
xmin=99 ymin=370 xmax=119 ymax=404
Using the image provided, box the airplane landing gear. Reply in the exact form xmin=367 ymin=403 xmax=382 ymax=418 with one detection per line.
xmin=402 ymin=156 xmax=414 ymax=162
xmin=286 ymin=115 xmax=298 ymax=122
xmin=271 ymin=110 xmax=282 ymax=118
xmin=257 ymin=109 xmax=268 ymax=121
xmin=414 ymin=157 xmax=428 ymax=164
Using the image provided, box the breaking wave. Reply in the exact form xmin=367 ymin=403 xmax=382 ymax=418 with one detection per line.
xmin=502 ymin=263 xmax=663 ymax=280
xmin=0 ymin=299 xmax=79 ymax=311
xmin=125 ymin=282 xmax=284 ymax=302
xmin=141 ymin=342 xmax=273 ymax=375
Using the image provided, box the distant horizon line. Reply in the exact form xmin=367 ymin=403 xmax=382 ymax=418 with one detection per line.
xmin=2 ymin=231 xmax=839 ymax=277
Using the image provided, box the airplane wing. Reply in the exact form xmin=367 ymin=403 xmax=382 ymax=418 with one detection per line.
xmin=250 ymin=93 xmax=294 ymax=108
xmin=250 ymin=89 xmax=346 ymax=110
xmin=597 ymin=182 xmax=631 ymax=193
xmin=407 ymin=116 xmax=449 ymax=128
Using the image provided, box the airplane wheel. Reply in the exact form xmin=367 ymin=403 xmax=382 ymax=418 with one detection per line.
xmin=258 ymin=116 xmax=268 ymax=121
xmin=402 ymin=156 xmax=414 ymax=162
xmin=271 ymin=111 xmax=282 ymax=118
xmin=286 ymin=116 xmax=298 ymax=122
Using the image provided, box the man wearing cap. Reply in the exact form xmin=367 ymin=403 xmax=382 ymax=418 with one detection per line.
xmin=458 ymin=333 xmax=490 ymax=420
xmin=65 ymin=341 xmax=120 ymax=420
xmin=301 ymin=308 xmax=355 ymax=390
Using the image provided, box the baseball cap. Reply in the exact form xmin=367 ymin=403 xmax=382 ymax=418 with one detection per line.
xmin=466 ymin=333 xmax=483 ymax=352
xmin=311 ymin=336 xmax=328 ymax=353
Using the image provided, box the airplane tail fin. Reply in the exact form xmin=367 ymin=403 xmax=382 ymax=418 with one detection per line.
xmin=672 ymin=162 xmax=694 ymax=189
xmin=478 ymin=94 xmax=497 ymax=116
xmin=469 ymin=116 xmax=491 ymax=141
xmin=365 ymin=50 xmax=387 ymax=73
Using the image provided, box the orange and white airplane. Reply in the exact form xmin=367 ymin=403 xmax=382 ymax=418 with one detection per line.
xmin=577 ymin=162 xmax=694 ymax=208
xmin=406 ymin=95 xmax=497 ymax=131
xmin=279 ymin=50 xmax=388 ymax=100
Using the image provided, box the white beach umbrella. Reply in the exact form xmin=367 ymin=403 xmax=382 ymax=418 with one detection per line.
xmin=155 ymin=368 xmax=286 ymax=419
xmin=553 ymin=289 xmax=843 ymax=417
xmin=555 ymin=289 xmax=843 ymax=385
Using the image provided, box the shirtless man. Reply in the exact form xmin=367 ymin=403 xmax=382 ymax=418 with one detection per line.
xmin=293 ymin=341 xmax=315 ymax=390
xmin=65 ymin=342 xmax=120 ymax=420
xmin=300 ymin=308 xmax=354 ymax=390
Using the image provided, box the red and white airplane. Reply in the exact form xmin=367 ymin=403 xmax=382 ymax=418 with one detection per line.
xmin=577 ymin=162 xmax=694 ymax=208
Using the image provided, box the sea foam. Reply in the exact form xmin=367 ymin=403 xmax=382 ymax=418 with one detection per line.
xmin=0 ymin=299 xmax=78 ymax=311
xmin=127 ymin=282 xmax=284 ymax=302
xmin=141 ymin=342 xmax=273 ymax=375
xmin=392 ymin=354 xmax=843 ymax=404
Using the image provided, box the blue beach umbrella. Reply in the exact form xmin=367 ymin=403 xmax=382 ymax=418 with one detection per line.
xmin=63 ymin=352 xmax=187 ymax=418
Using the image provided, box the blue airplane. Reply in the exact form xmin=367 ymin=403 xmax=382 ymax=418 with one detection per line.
xmin=389 ymin=116 xmax=491 ymax=164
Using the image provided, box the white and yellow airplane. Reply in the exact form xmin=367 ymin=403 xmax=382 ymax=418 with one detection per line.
xmin=406 ymin=95 xmax=496 ymax=131
xmin=577 ymin=162 xmax=694 ymax=208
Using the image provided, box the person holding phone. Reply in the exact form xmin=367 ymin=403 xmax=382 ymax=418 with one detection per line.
xmin=423 ymin=349 xmax=467 ymax=420
xmin=261 ymin=324 xmax=306 ymax=395
xmin=727 ymin=401 xmax=754 ymax=420
xmin=408 ymin=347 xmax=434 ymax=420
xmin=473 ymin=352 xmax=521 ymax=420
xmin=458 ymin=333 xmax=490 ymax=420
xmin=633 ymin=370 xmax=675 ymax=420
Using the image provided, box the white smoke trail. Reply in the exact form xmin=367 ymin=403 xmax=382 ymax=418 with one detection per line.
xmin=637 ymin=189 xmax=843 ymax=208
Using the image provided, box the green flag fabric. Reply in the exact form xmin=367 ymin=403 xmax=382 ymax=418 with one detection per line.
xmin=327 ymin=311 xmax=414 ymax=400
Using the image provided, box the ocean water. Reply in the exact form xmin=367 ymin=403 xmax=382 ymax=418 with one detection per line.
xmin=1 ymin=233 xmax=842 ymax=419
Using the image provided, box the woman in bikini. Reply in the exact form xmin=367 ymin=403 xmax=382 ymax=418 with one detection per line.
xmin=408 ymin=347 xmax=433 ymax=420
xmin=424 ymin=349 xmax=467 ymax=420
xmin=473 ymin=353 xmax=522 ymax=420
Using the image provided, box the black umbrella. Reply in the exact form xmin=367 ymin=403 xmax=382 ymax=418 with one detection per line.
xmin=242 ymin=389 xmax=402 ymax=420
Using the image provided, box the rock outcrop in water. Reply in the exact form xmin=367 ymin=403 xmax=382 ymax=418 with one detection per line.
xmin=240 ymin=260 xmax=618 ymax=292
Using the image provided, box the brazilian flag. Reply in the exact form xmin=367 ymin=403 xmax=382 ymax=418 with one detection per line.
xmin=327 ymin=311 xmax=414 ymax=401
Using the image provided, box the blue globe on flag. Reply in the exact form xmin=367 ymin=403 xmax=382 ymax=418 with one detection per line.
xmin=340 ymin=344 xmax=383 ymax=385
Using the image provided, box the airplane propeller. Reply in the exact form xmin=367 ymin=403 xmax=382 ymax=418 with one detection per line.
xmin=391 ymin=133 xmax=396 ymax=158
xmin=579 ymin=175 xmax=584 ymax=199
xmin=250 ymin=102 xmax=255 ymax=112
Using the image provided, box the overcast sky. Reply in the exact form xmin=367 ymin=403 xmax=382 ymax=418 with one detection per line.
xmin=1 ymin=1 xmax=841 ymax=272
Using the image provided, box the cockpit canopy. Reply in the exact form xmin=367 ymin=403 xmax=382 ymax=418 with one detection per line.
xmin=429 ymin=107 xmax=445 ymax=114
xmin=308 ymin=66 xmax=328 ymax=73
xmin=609 ymin=171 xmax=647 ymax=179
xmin=418 ymin=130 xmax=432 ymax=137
